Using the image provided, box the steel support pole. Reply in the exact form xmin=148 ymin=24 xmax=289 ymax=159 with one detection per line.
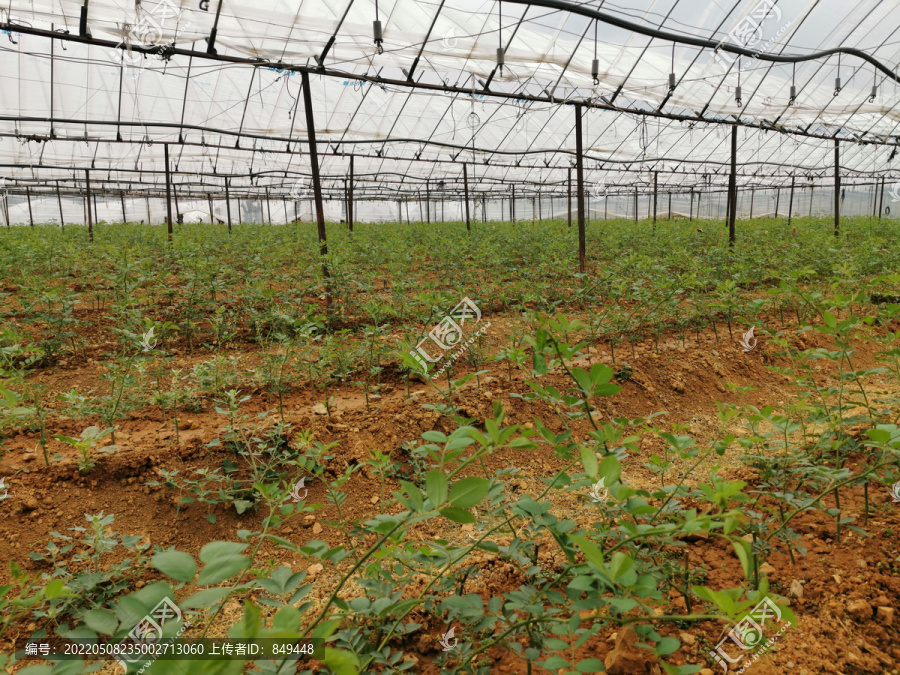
xmin=85 ymin=169 xmax=94 ymax=241
xmin=575 ymin=104 xmax=586 ymax=273
xmin=511 ymin=184 xmax=515 ymax=222
xmin=652 ymin=170 xmax=658 ymax=226
xmin=775 ymin=188 xmax=780 ymax=218
xmin=301 ymin=70 xmax=331 ymax=308
xmin=463 ymin=163 xmax=471 ymax=231
xmin=633 ymin=188 xmax=638 ymax=223
xmin=728 ymin=126 xmax=737 ymax=246
xmin=834 ymin=140 xmax=840 ymax=236
xmin=122 ymin=194 xmax=128 ymax=223
xmin=788 ymin=176 xmax=795 ymax=227
xmin=208 ymin=195 xmax=214 ymax=224
xmin=689 ymin=190 xmax=693 ymax=221
xmin=164 ymin=145 xmax=173 ymax=241
xmin=266 ymin=187 xmax=272 ymax=224
xmin=425 ymin=179 xmax=430 ymax=224
xmin=56 ymin=180 xmax=64 ymax=228
xmin=225 ymin=177 xmax=232 ymax=233
xmin=668 ymin=191 xmax=671 ymax=219
xmin=879 ymin=175 xmax=886 ymax=220
xmin=348 ymin=155 xmax=354 ymax=233
xmin=809 ymin=185 xmax=813 ymax=217
xmin=26 ymin=187 xmax=34 ymax=227
xmin=749 ymin=188 xmax=754 ymax=220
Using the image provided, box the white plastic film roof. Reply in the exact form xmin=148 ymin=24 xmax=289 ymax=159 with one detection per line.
xmin=1 ymin=0 xmax=900 ymax=203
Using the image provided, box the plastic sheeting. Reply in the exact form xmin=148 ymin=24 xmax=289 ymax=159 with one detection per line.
xmin=1 ymin=0 xmax=899 ymax=217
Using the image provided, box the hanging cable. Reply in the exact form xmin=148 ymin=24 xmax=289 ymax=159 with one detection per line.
xmin=834 ymin=53 xmax=841 ymax=96
xmin=497 ymin=1 xmax=505 ymax=74
xmin=667 ymin=43 xmax=676 ymax=94
xmin=870 ymin=66 xmax=878 ymax=102
xmin=735 ymin=57 xmax=742 ymax=106
xmin=789 ymin=63 xmax=797 ymax=105
xmin=592 ymin=19 xmax=599 ymax=85
xmin=373 ymin=0 xmax=384 ymax=54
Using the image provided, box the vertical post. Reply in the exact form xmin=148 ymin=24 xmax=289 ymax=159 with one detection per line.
xmin=266 ymin=187 xmax=272 ymax=224
xmin=878 ymin=175 xmax=886 ymax=220
xmin=788 ymin=176 xmax=795 ymax=226
xmin=668 ymin=191 xmax=671 ymax=219
xmin=348 ymin=155 xmax=354 ymax=233
xmin=633 ymin=187 xmax=638 ymax=223
xmin=26 ymin=187 xmax=34 ymax=227
xmin=604 ymin=194 xmax=608 ymax=220
xmin=749 ymin=188 xmax=754 ymax=220
xmin=426 ymin=179 xmax=430 ymax=223
xmin=463 ymin=163 xmax=471 ymax=231
xmin=237 ymin=198 xmax=242 ymax=224
xmin=85 ymin=169 xmax=94 ymax=242
xmin=575 ymin=104 xmax=586 ymax=273
xmin=652 ymin=170 xmax=658 ymax=226
xmin=689 ymin=190 xmax=693 ymax=221
xmin=567 ymin=167 xmax=572 ymax=228
xmin=834 ymin=139 xmax=840 ymax=236
xmin=775 ymin=187 xmax=780 ymax=218
xmin=122 ymin=194 xmax=128 ymax=223
xmin=208 ymin=194 xmax=214 ymax=224
xmin=538 ymin=188 xmax=542 ymax=221
xmin=225 ymin=178 xmax=232 ymax=233
xmin=301 ymin=71 xmax=331 ymax=308
xmin=728 ymin=125 xmax=737 ymax=246
xmin=164 ymin=145 xmax=174 ymax=241
xmin=397 ymin=200 xmax=401 ymax=222
xmin=809 ymin=185 xmax=813 ymax=217
xmin=56 ymin=180 xmax=64 ymax=228
xmin=511 ymin=184 xmax=515 ymax=222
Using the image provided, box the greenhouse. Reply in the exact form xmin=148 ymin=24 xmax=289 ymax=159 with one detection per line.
xmin=0 ymin=0 xmax=899 ymax=673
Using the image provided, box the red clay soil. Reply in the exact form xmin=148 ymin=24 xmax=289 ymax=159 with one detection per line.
xmin=1 ymin=316 xmax=899 ymax=674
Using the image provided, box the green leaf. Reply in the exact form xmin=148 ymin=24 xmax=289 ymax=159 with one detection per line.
xmin=449 ymin=476 xmax=490 ymax=508
xmin=579 ymin=446 xmax=598 ymax=479
xmin=426 ymin=470 xmax=448 ymax=506
xmin=570 ymin=535 xmax=605 ymax=569
xmin=823 ymin=311 xmax=837 ymax=328
xmin=656 ymin=636 xmax=680 ymax=655
xmin=598 ymin=454 xmax=621 ymax=486
xmin=440 ymin=507 xmax=476 ymax=524
xmin=541 ymin=655 xmax=571 ymax=670
xmin=196 ymin=541 xmax=249 ymax=585
xmin=322 ymin=647 xmax=360 ymax=675
xmin=152 ymin=551 xmax=197 ymax=583
xmin=731 ymin=539 xmax=753 ymax=580
xmin=82 ymin=608 xmax=118 ymax=635
xmin=180 ymin=588 xmax=231 ymax=610
xmin=575 ymin=658 xmax=606 ymax=672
